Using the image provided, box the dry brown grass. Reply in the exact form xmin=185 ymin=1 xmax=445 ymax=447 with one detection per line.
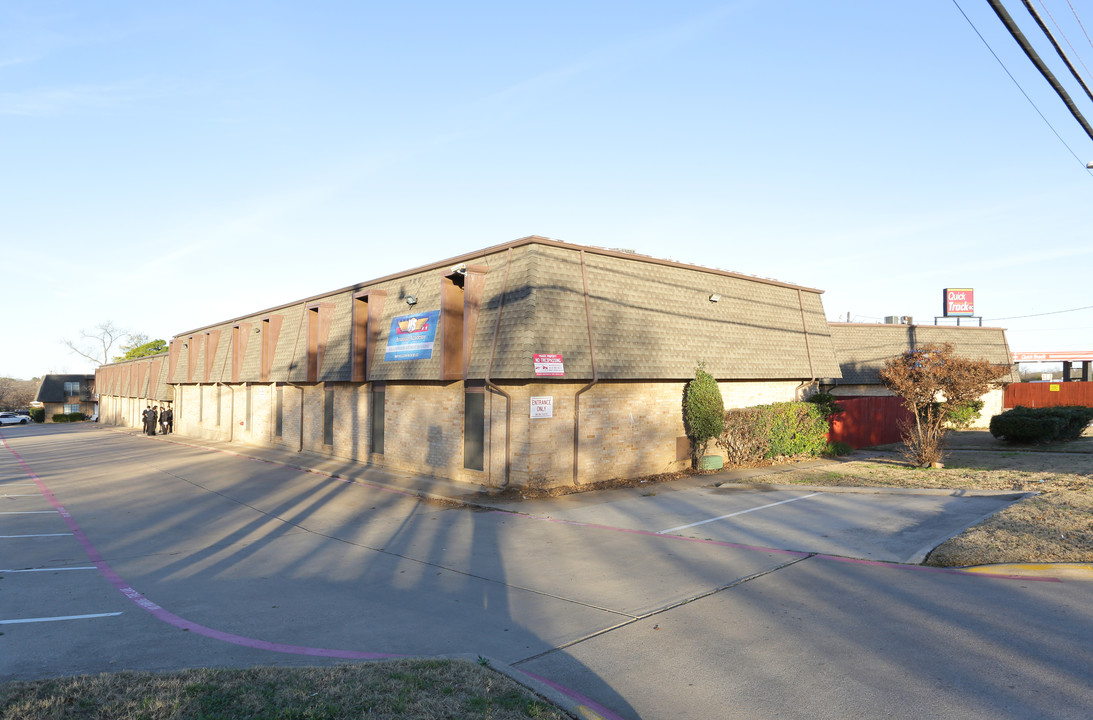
xmin=730 ymin=435 xmax=1093 ymax=567
xmin=0 ymin=659 xmax=570 ymax=720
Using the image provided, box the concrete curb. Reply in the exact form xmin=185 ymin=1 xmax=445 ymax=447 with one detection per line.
xmin=959 ymin=563 xmax=1093 ymax=581
xmin=444 ymin=654 xmax=621 ymax=720
xmin=709 ymin=480 xmax=1034 ymax=499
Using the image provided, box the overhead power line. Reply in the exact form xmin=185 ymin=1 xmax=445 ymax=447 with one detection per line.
xmin=1036 ymin=0 xmax=1093 ymax=83
xmin=984 ymin=0 xmax=1093 ymax=143
xmin=986 ymin=304 xmax=1093 ymax=321
xmin=1065 ymin=0 xmax=1093 ymax=53
xmin=952 ymin=0 xmax=1087 ymax=165
xmin=1021 ymin=0 xmax=1093 ymax=104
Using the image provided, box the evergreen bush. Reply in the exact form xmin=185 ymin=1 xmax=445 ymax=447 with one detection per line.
xmin=990 ymin=406 xmax=1093 ymax=443
xmin=682 ymin=364 xmax=725 ymax=467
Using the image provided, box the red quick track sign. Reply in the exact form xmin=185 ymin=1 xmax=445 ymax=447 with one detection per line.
xmin=533 ymin=353 xmax=564 ymax=376
xmin=943 ymin=288 xmax=974 ymax=317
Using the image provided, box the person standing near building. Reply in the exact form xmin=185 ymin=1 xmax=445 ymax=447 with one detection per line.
xmin=163 ymin=406 xmax=173 ymax=434
xmin=159 ymin=407 xmax=169 ymax=435
xmin=147 ymin=406 xmax=158 ymax=436
xmin=142 ymin=406 xmax=152 ymax=435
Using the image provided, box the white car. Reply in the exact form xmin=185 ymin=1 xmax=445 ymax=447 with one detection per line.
xmin=0 ymin=412 xmax=31 ymax=425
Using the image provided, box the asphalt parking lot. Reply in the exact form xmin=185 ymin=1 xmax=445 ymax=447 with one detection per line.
xmin=3 ymin=424 xmax=1092 ymax=720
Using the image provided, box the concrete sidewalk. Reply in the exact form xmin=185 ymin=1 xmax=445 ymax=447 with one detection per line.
xmin=107 ymin=424 xmax=1077 ymax=571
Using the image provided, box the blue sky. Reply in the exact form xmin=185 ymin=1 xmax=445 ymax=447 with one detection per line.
xmin=4 ymin=1 xmax=1093 ymax=380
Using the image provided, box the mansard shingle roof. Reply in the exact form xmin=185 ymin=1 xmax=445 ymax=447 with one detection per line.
xmin=827 ymin=323 xmax=1018 ymax=385
xmin=166 ymin=237 xmax=842 ymax=383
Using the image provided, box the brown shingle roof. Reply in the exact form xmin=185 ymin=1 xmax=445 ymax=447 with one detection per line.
xmin=166 ymin=238 xmax=842 ymax=383
xmin=827 ymin=323 xmax=1018 ymax=385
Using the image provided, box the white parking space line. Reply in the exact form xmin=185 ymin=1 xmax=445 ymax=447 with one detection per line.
xmin=0 ymin=511 xmax=57 ymax=515
xmin=657 ymin=492 xmax=822 ymax=534
xmin=0 ymin=567 xmax=98 ymax=573
xmin=0 ymin=494 xmax=40 ymax=497
xmin=0 ymin=612 xmax=123 ymax=625
xmin=0 ymin=533 xmax=73 ymax=538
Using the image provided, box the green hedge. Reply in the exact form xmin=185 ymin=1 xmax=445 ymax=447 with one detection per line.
xmin=50 ymin=412 xmax=85 ymax=423
xmin=989 ymin=406 xmax=1093 ymax=444
xmin=719 ymin=401 xmax=832 ymax=463
xmin=30 ymin=408 xmax=45 ymax=423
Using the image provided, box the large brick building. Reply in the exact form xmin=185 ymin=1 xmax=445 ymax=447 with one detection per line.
xmin=96 ymin=237 xmax=842 ymax=488
xmin=95 ymin=236 xmax=1017 ymax=486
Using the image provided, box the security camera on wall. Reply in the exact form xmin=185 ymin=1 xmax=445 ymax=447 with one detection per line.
xmin=450 ymin=263 xmax=467 ymax=276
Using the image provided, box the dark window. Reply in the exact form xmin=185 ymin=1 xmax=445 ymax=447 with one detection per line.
xmin=275 ymin=385 xmax=283 ymax=439
xmin=323 ymin=387 xmax=334 ymax=446
xmin=464 ymin=388 xmax=484 ymax=471
xmin=371 ymin=386 xmax=384 ymax=455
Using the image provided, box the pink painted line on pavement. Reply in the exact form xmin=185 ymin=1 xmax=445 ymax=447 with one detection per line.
xmin=0 ymin=435 xmax=400 ymax=660
xmin=2 ymin=431 xmax=637 ymax=719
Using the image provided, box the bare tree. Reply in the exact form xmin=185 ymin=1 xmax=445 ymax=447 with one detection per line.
xmin=63 ymin=321 xmax=134 ymax=366
xmin=0 ymin=377 xmax=39 ymax=411
xmin=879 ymin=343 xmax=1010 ymax=466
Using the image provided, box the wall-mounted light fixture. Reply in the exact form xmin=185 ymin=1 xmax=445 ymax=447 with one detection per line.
xmin=708 ymin=294 xmax=721 ymax=302
xmin=254 ymin=327 xmax=261 ymax=333
xmin=182 ymin=343 xmax=188 ymax=348
xmin=406 ymin=295 xmax=418 ymax=307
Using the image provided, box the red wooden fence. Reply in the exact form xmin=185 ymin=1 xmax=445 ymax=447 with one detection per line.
xmin=828 ymin=396 xmax=913 ymax=449
xmin=1004 ymin=382 xmax=1093 ymax=408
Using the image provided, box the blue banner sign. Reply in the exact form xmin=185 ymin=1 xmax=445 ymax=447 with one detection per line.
xmin=383 ymin=310 xmax=440 ymax=362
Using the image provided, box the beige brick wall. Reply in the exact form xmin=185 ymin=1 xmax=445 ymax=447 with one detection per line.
xmin=98 ymin=378 xmax=817 ymax=489
xmin=98 ymin=394 xmax=172 ymax=430
xmin=720 ymin=380 xmax=802 ymax=408
xmin=973 ymin=387 xmax=1005 ymax=429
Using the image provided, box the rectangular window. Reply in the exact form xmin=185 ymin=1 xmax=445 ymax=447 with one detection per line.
xmin=464 ymin=386 xmax=484 ymax=471
xmin=63 ymin=381 xmax=80 ymax=396
xmin=63 ymin=403 xmax=80 ymax=414
xmin=323 ymin=387 xmax=335 ymax=446
xmin=275 ymin=384 xmax=283 ymax=439
xmin=370 ymin=385 xmax=385 ymax=455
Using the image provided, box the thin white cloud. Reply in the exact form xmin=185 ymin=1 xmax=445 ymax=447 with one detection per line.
xmin=0 ymin=80 xmax=150 ymax=116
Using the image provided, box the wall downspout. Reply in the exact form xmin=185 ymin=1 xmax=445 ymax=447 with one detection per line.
xmin=228 ymin=385 xmax=236 ymax=443
xmin=484 ymin=249 xmax=513 ymax=488
xmin=573 ymin=249 xmax=599 ymax=486
xmin=795 ymin=288 xmax=817 ymax=400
